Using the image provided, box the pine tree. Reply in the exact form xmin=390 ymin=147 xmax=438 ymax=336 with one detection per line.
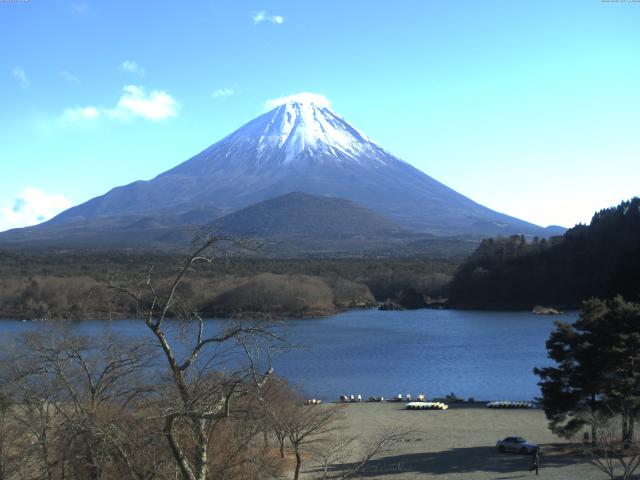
xmin=535 ymin=296 xmax=640 ymax=445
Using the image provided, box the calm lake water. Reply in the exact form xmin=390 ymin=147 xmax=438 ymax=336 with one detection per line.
xmin=0 ymin=309 xmax=576 ymax=402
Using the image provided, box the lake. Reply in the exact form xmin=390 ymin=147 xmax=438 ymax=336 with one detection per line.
xmin=0 ymin=309 xmax=575 ymax=402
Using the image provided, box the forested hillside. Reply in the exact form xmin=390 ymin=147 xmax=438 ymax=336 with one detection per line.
xmin=0 ymin=252 xmax=456 ymax=319
xmin=449 ymin=198 xmax=640 ymax=309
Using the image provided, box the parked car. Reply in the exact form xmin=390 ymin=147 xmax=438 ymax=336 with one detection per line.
xmin=496 ymin=436 xmax=538 ymax=454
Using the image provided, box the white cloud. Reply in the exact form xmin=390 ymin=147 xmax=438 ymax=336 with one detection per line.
xmin=60 ymin=69 xmax=80 ymax=84
xmin=0 ymin=187 xmax=73 ymax=232
xmin=264 ymin=92 xmax=331 ymax=110
xmin=59 ymin=85 xmax=179 ymax=123
xmin=119 ymin=60 xmax=145 ymax=77
xmin=12 ymin=67 xmax=29 ymax=88
xmin=252 ymin=11 xmax=284 ymax=25
xmin=211 ymin=88 xmax=235 ymax=99
xmin=109 ymin=85 xmax=178 ymax=121
xmin=62 ymin=106 xmax=100 ymax=122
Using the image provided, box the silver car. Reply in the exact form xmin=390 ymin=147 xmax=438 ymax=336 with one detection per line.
xmin=496 ymin=436 xmax=538 ymax=454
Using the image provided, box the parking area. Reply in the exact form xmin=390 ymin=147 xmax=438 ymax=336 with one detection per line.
xmin=314 ymin=402 xmax=602 ymax=479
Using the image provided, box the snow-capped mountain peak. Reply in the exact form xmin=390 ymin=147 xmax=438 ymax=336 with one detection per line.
xmin=259 ymin=100 xmax=374 ymax=163
xmin=219 ymin=93 xmax=388 ymax=165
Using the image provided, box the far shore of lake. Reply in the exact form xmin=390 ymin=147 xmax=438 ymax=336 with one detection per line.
xmin=0 ymin=302 xmax=573 ymax=323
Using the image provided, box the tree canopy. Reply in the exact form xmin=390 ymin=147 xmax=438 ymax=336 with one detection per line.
xmin=449 ymin=197 xmax=640 ymax=309
xmin=535 ymin=296 xmax=640 ymax=443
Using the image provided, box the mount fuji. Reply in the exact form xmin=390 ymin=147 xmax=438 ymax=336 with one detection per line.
xmin=1 ymin=93 xmax=562 ymax=251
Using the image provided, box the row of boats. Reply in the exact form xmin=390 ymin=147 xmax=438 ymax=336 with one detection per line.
xmin=406 ymin=401 xmax=449 ymax=410
xmin=486 ymin=401 xmax=535 ymax=409
xmin=336 ymin=394 xmax=536 ymax=410
xmin=339 ymin=393 xmax=429 ymax=403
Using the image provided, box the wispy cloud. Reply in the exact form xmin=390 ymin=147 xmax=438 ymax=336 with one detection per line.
xmin=0 ymin=187 xmax=73 ymax=232
xmin=264 ymin=92 xmax=331 ymax=110
xmin=71 ymin=2 xmax=89 ymax=15
xmin=119 ymin=60 xmax=145 ymax=77
xmin=60 ymin=85 xmax=179 ymax=123
xmin=60 ymin=69 xmax=80 ymax=84
xmin=252 ymin=11 xmax=284 ymax=25
xmin=62 ymin=106 xmax=100 ymax=122
xmin=12 ymin=67 xmax=29 ymax=88
xmin=211 ymin=88 xmax=235 ymax=99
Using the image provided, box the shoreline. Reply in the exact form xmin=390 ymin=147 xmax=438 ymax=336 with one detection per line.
xmin=0 ymin=305 xmax=577 ymax=322
xmin=329 ymin=400 xmax=540 ymax=408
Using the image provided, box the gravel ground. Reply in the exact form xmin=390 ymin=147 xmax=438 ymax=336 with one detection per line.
xmin=303 ymin=402 xmax=604 ymax=480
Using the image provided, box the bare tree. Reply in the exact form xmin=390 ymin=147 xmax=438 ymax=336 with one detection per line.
xmin=579 ymin=408 xmax=640 ymax=480
xmin=13 ymin=383 xmax=59 ymax=480
xmin=307 ymin=435 xmax=356 ymax=480
xmin=1 ymin=327 xmax=161 ymax=480
xmin=285 ymin=403 xmax=344 ymax=480
xmin=259 ymin=381 xmax=299 ymax=459
xmin=97 ymin=237 xmax=281 ymax=480
xmin=201 ymin=399 xmax=283 ymax=480
xmin=0 ymin=387 xmax=25 ymax=480
xmin=342 ymin=429 xmax=415 ymax=479
xmin=308 ymin=428 xmax=415 ymax=480
xmin=34 ymin=331 xmax=155 ymax=480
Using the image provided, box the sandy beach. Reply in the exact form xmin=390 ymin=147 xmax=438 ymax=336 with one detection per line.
xmin=303 ymin=402 xmax=602 ymax=480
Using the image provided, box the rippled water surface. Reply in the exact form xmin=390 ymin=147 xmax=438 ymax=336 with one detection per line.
xmin=0 ymin=309 xmax=575 ymax=401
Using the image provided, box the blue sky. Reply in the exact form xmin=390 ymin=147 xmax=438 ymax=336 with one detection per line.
xmin=1 ymin=0 xmax=639 ymax=231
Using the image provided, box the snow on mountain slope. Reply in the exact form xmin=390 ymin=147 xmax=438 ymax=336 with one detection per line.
xmin=255 ymin=95 xmax=382 ymax=164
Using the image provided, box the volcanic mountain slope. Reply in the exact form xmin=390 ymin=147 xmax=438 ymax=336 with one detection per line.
xmin=210 ymin=191 xmax=404 ymax=238
xmin=157 ymin=192 xmax=446 ymax=256
xmin=1 ymin=93 xmax=560 ymax=249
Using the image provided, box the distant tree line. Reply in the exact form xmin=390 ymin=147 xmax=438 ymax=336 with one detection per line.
xmin=449 ymin=198 xmax=640 ymax=309
xmin=0 ymin=254 xmax=456 ymax=320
